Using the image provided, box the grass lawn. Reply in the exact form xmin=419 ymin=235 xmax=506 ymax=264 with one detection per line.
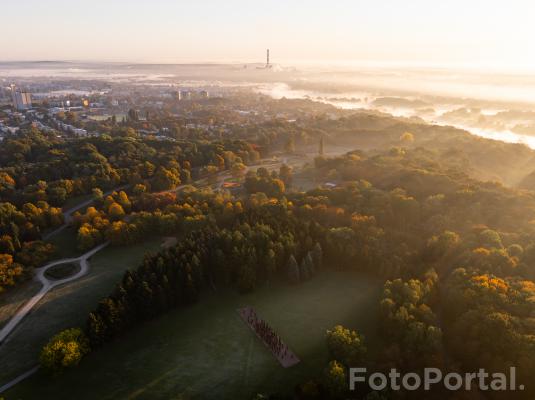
xmin=0 ymin=229 xmax=81 ymax=333
xmin=0 ymin=280 xmax=41 ymax=331
xmin=44 ymin=263 xmax=80 ymax=280
xmin=47 ymin=225 xmax=83 ymax=259
xmin=6 ymin=270 xmax=381 ymax=400
xmin=61 ymin=194 xmax=93 ymax=211
xmin=0 ymin=238 xmax=164 ymax=386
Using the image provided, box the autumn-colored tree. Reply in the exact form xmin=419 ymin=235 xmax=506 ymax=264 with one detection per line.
xmin=16 ymin=241 xmax=55 ymax=269
xmin=323 ymin=360 xmax=347 ymax=399
xmin=0 ymin=254 xmax=24 ymax=292
xmin=133 ymin=184 xmax=147 ymax=195
xmin=108 ymin=202 xmax=125 ymax=221
xmin=400 ymin=132 xmax=415 ymax=143
xmin=116 ymin=191 xmax=131 ymax=213
xmin=231 ymin=162 xmax=247 ymax=178
xmin=152 ymin=167 xmax=181 ymax=191
xmin=326 ymin=325 xmax=367 ymax=367
xmin=77 ymin=224 xmax=100 ymax=250
xmin=40 ymin=328 xmax=90 ymax=374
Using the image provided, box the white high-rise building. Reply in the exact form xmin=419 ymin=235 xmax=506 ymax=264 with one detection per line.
xmin=10 ymin=85 xmax=32 ymax=111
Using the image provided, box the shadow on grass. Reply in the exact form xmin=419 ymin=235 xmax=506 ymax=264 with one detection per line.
xmin=7 ymin=270 xmax=381 ymax=400
xmin=0 ymin=238 xmax=164 ymax=385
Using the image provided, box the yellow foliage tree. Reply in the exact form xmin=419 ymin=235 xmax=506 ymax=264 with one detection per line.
xmin=0 ymin=254 xmax=23 ymax=292
xmin=400 ymin=132 xmax=415 ymax=143
xmin=108 ymin=202 xmax=125 ymax=221
xmin=40 ymin=328 xmax=90 ymax=374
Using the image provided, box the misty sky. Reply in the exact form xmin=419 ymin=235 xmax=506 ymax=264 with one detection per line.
xmin=3 ymin=0 xmax=535 ymax=69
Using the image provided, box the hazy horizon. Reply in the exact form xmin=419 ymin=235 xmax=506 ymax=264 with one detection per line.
xmin=4 ymin=0 xmax=535 ymax=71
xmin=3 ymin=3 xmax=535 ymax=398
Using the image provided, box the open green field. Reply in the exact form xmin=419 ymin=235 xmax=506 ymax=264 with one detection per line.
xmin=44 ymin=263 xmax=80 ymax=280
xmin=47 ymin=226 xmax=83 ymax=259
xmin=6 ymin=270 xmax=381 ymax=400
xmin=1 ymin=229 xmax=84 ymax=331
xmin=0 ymin=281 xmax=41 ymax=331
xmin=0 ymin=238 xmax=164 ymax=386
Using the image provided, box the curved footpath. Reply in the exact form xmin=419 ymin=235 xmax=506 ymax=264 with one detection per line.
xmin=0 ymin=366 xmax=39 ymax=394
xmin=0 ymin=242 xmax=109 ymax=394
xmin=0 ymin=177 xmax=228 ymax=336
xmin=0 ymin=242 xmax=109 ymax=346
xmin=0 ymin=158 xmax=297 ymax=393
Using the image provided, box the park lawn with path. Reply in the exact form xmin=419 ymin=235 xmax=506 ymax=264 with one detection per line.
xmin=0 ymin=237 xmax=164 ymax=386
xmin=0 ymin=228 xmax=82 ymax=333
xmin=0 ymin=228 xmax=84 ymax=332
xmin=0 ymin=280 xmax=41 ymax=331
xmin=7 ymin=270 xmax=382 ymax=400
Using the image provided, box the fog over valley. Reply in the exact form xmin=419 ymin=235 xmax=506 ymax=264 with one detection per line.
xmin=4 ymin=61 xmax=535 ymax=148
xmin=5 ymin=2 xmax=535 ymax=399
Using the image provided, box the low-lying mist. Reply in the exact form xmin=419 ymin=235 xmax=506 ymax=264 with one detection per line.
xmin=4 ymin=61 xmax=535 ymax=148
xmin=259 ymin=66 xmax=535 ymax=149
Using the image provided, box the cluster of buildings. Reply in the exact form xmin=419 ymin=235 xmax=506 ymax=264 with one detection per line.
xmin=0 ymin=120 xmax=19 ymax=139
xmin=51 ymin=119 xmax=88 ymax=136
xmin=0 ymin=80 xmax=223 ymax=140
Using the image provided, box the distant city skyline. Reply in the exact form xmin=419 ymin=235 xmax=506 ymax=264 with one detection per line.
xmin=3 ymin=0 xmax=535 ymax=71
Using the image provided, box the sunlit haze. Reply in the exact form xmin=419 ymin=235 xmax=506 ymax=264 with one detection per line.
xmin=4 ymin=2 xmax=535 ymax=399
xmin=3 ymin=0 xmax=535 ymax=70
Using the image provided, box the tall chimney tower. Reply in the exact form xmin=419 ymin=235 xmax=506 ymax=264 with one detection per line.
xmin=266 ymin=49 xmax=270 ymax=67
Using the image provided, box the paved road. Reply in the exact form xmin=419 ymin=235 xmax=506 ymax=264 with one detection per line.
xmin=0 ymin=242 xmax=109 ymax=346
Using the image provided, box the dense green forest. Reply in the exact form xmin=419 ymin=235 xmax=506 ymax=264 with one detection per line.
xmin=0 ymin=127 xmax=259 ymax=292
xmin=39 ymin=147 xmax=535 ymax=399
xmin=4 ymin=98 xmax=535 ymax=399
